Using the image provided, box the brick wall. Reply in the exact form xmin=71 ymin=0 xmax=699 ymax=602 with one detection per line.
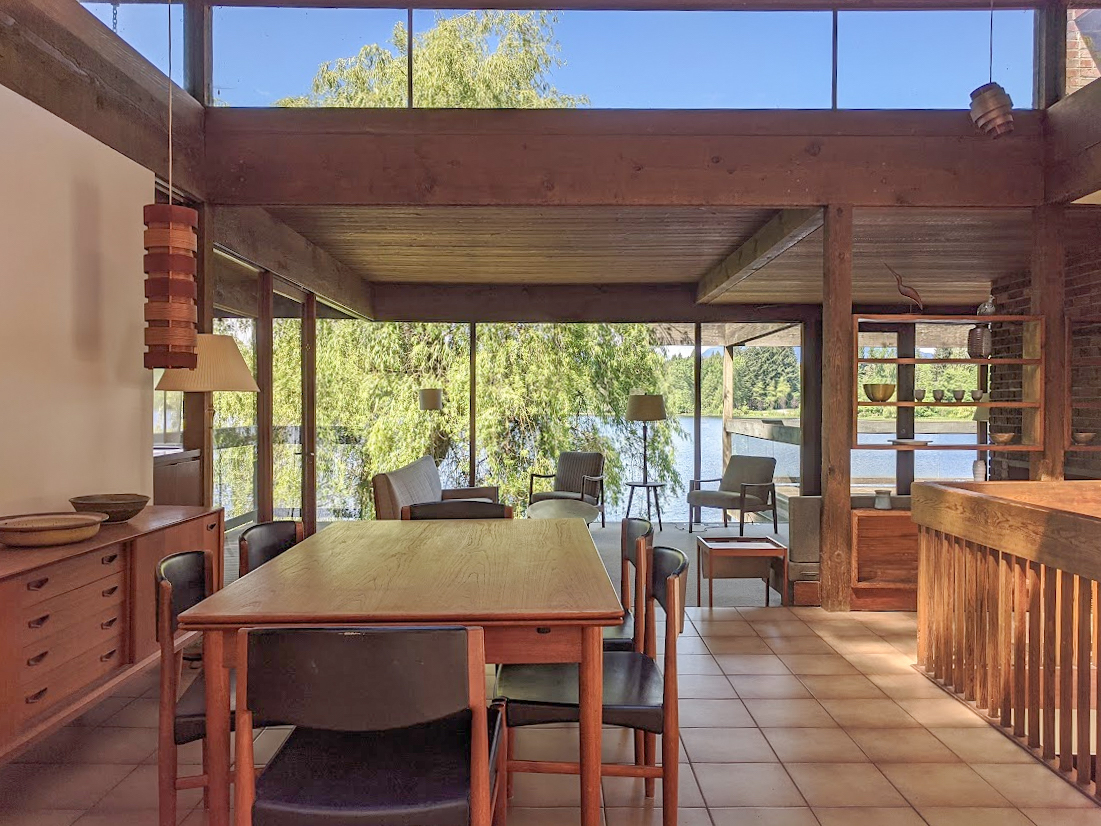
xmin=1068 ymin=9 xmax=1101 ymax=96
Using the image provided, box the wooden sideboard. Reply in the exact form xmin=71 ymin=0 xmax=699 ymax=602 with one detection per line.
xmin=850 ymin=508 xmax=918 ymax=611
xmin=0 ymin=506 xmax=223 ymax=763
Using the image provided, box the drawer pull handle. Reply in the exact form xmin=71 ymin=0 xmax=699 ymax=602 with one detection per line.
xmin=26 ymin=651 xmax=49 ymax=667
xmin=536 ymin=627 xmax=551 ymax=635
xmin=25 ymin=688 xmax=48 ymax=705
xmin=26 ymin=577 xmax=49 ymax=591
xmin=101 ymin=553 xmax=119 ymax=565
xmin=101 ymin=586 xmax=119 ymax=598
xmin=100 ymin=649 xmax=118 ymax=663
xmin=27 ymin=614 xmax=50 ymax=629
xmin=101 ymin=617 xmax=119 ymax=630
xmin=206 ymin=522 xmax=218 ymax=531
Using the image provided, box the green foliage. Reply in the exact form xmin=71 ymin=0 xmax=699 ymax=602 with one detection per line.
xmin=664 ymin=353 xmax=724 ymax=416
xmin=731 ymin=347 xmax=800 ymax=412
xmin=277 ymin=11 xmax=587 ymax=109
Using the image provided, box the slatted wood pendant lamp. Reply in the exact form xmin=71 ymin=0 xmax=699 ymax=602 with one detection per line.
xmin=144 ymin=4 xmax=198 ymax=369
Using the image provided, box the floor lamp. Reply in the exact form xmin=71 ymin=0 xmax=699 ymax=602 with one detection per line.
xmin=626 ymin=393 xmax=666 ymax=484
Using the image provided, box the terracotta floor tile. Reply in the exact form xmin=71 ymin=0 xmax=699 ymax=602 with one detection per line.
xmin=65 ymin=698 xmax=135 ymax=728
xmin=597 ymin=728 xmax=686 ymax=764
xmin=762 ymin=727 xmax=868 ymax=763
xmin=85 ymin=765 xmax=202 ymax=812
xmin=799 ymin=675 xmax=888 ymax=700
xmin=765 ymin=637 xmax=838 ymax=655
xmin=704 ymin=638 xmax=773 ymax=655
xmin=813 ymin=807 xmax=926 ymax=826
xmin=1020 ymin=809 xmax=1101 ymax=825
xmin=502 ymin=808 xmax=601 ymax=826
xmin=727 ymin=675 xmax=812 ymax=699
xmin=72 ymin=812 xmax=175 ymax=826
xmin=673 ymin=655 xmax=723 ymax=675
xmin=673 ymin=638 xmax=714 ymax=655
xmin=786 ymin=762 xmax=906 ymax=807
xmin=744 ymin=699 xmax=837 ymax=728
xmin=100 ymin=699 xmax=159 ymax=728
xmin=812 ymin=624 xmax=880 ymax=639
xmin=894 ymin=698 xmax=986 ymax=727
xmin=604 ymin=808 xmax=712 ymax=826
xmin=693 ymin=762 xmax=805 ymax=808
xmin=680 ymin=727 xmax=776 ymax=763
xmin=847 ymin=728 xmax=961 ymax=762
xmin=678 ymin=675 xmax=739 ymax=699
xmin=0 ymin=764 xmax=133 ymax=810
xmin=679 ymin=699 xmax=755 ymax=728
xmin=110 ymin=673 xmax=159 ymax=699
xmin=928 ymin=727 xmax=1035 ymax=763
xmin=693 ymin=621 xmax=758 ymax=638
xmin=736 ymin=607 xmax=797 ymax=621
xmin=713 ymin=655 xmax=790 ymax=676
xmin=510 ymin=771 xmax=585 ymax=807
xmin=843 ymin=654 xmax=918 ymax=676
xmin=751 ymin=622 xmax=817 ymax=638
xmin=869 ymin=673 xmax=954 ymax=700
xmin=777 ymin=655 xmax=859 ymax=676
xmin=878 ymin=763 xmax=1011 ymax=807
xmin=601 ymin=764 xmax=704 ymax=807
xmin=819 ymin=699 xmax=921 ymax=728
xmin=14 ymin=726 xmax=158 ymax=765
xmin=918 ymin=807 xmax=1036 ymax=826
xmin=970 ymin=763 xmax=1099 ymax=808
xmin=686 ymin=607 xmax=745 ymax=621
xmin=709 ymin=807 xmax=819 ymax=826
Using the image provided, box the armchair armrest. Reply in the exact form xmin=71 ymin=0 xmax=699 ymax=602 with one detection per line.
xmin=739 ymin=482 xmax=777 ymax=505
xmin=443 ymin=485 xmax=499 ymax=503
xmin=529 ymin=471 xmax=556 ymax=500
xmin=581 ymin=474 xmax=605 ymax=504
xmin=690 ymin=477 xmax=722 ymax=491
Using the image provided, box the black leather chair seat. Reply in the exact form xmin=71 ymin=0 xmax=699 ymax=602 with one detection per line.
xmin=601 ymin=614 xmax=635 ymax=652
xmin=496 ymin=653 xmax=664 ymax=733
xmin=252 ymin=709 xmax=502 ymax=826
xmin=529 ymin=490 xmax=599 ymax=506
xmin=173 ymin=672 xmax=236 ymax=746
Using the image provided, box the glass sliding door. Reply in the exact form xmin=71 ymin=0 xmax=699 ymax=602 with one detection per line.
xmin=271 ymin=279 xmax=305 ymax=522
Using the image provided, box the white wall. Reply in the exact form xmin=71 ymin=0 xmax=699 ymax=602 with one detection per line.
xmin=0 ymin=84 xmax=155 ymax=513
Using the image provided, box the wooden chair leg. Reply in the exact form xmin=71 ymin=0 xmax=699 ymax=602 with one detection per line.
xmin=506 ymin=727 xmax=516 ymax=799
xmin=493 ymin=720 xmax=509 ymax=826
xmin=634 ymin=730 xmax=644 ymax=767
xmin=661 ymin=735 xmax=679 ymax=826
xmin=644 ymin=733 xmax=657 ymax=798
xmin=158 ymin=732 xmax=177 ymax=826
xmin=772 ymin=505 xmax=778 ymax=532
xmin=739 ymin=509 xmax=745 ymax=537
xmin=201 ymin=737 xmax=210 ymax=809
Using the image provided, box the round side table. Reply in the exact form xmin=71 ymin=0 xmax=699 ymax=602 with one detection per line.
xmin=625 ymin=481 xmax=666 ymax=531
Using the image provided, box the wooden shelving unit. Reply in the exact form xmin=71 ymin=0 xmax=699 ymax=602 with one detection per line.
xmin=853 ymin=314 xmax=1045 ymax=454
xmin=1065 ymin=319 xmax=1101 ymax=454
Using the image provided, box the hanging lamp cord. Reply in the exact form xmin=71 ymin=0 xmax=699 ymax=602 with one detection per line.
xmin=988 ymin=0 xmax=994 ymax=83
xmin=167 ymin=3 xmax=174 ymax=200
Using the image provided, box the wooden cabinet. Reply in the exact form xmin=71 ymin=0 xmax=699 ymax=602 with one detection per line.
xmin=0 ymin=506 xmax=223 ymax=763
xmin=850 ymin=509 xmax=918 ymax=611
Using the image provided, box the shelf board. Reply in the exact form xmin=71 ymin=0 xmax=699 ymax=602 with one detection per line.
xmin=857 ymin=401 xmax=1038 ymax=408
xmin=853 ymin=444 xmax=1042 ymax=452
xmin=1066 ymin=445 xmax=1101 ymax=452
xmin=1071 ymin=401 xmax=1101 ymax=409
xmin=855 ymin=314 xmax=1042 ymax=324
xmin=858 ymin=358 xmax=1040 ymax=365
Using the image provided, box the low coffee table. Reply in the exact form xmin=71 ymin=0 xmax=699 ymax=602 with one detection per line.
xmin=695 ymin=535 xmax=788 ymax=608
xmin=527 ymin=499 xmax=600 ymax=524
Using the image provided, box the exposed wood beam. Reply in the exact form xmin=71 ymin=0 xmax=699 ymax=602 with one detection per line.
xmin=1028 ymin=204 xmax=1066 ymax=481
xmin=184 ymin=0 xmax=212 ymax=106
xmin=1046 ymin=78 xmax=1101 ymax=203
xmin=106 ymin=0 xmax=1098 ymax=10
xmin=206 ymin=109 xmax=1044 ymax=209
xmin=211 ymin=207 xmax=374 ymax=319
xmin=371 ymin=283 xmax=819 ymax=323
xmin=0 ymin=0 xmax=204 ymax=196
xmin=697 ymin=208 xmax=823 ymax=303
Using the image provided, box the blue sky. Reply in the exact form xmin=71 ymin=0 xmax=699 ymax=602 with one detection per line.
xmin=83 ymin=4 xmax=1036 ymax=109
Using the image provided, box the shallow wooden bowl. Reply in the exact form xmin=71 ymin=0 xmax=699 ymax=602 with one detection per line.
xmin=990 ymin=432 xmax=1017 ymax=445
xmin=70 ymin=493 xmax=149 ymax=523
xmin=0 ymin=512 xmax=108 ymax=548
xmin=863 ymin=383 xmax=896 ymax=403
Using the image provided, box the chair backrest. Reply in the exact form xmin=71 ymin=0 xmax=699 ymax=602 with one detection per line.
xmin=650 ymin=545 xmax=689 ymax=634
xmin=371 ymin=456 xmax=444 ymax=519
xmin=239 ymin=520 xmax=303 ymax=576
xmin=402 ymin=501 xmax=514 ymax=520
xmin=554 ymin=452 xmax=604 ymax=494
xmin=621 ymin=517 xmax=654 ymax=568
xmin=155 ymin=551 xmax=209 ymax=638
xmin=244 ymin=626 xmax=474 ymax=731
xmin=720 ymin=455 xmax=777 ymax=492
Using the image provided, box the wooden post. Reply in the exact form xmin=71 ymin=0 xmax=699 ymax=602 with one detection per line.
xmin=897 ymin=324 xmax=916 ymax=495
xmin=257 ymin=271 xmax=274 ymax=524
xmin=302 ymin=293 xmax=317 ymax=535
xmin=183 ymin=0 xmax=212 ymax=105
xmin=693 ymin=323 xmax=702 ymax=526
xmin=800 ymin=314 xmax=823 ymax=496
xmin=821 ymin=204 xmax=854 ymax=612
xmin=1029 ymin=204 xmax=1065 ymax=481
xmin=1033 ymin=1 xmax=1067 ymax=110
xmin=722 ymin=344 xmax=734 ymax=470
xmin=182 ymin=203 xmax=214 ymax=508
xmin=469 ymin=322 xmax=477 ymax=487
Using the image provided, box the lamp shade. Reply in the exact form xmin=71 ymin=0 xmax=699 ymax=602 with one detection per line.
xmin=155 ymin=334 xmax=259 ymax=392
xmin=626 ymin=393 xmax=667 ymax=422
xmin=419 ymin=388 xmax=444 ymax=411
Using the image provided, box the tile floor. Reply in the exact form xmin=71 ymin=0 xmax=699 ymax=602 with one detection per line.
xmin=4 ymin=523 xmax=1100 ymax=825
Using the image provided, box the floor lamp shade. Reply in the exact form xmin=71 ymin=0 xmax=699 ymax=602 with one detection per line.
xmin=155 ymin=334 xmax=259 ymax=393
xmin=419 ymin=388 xmax=444 ymax=411
xmin=627 ymin=394 xmax=667 ymax=422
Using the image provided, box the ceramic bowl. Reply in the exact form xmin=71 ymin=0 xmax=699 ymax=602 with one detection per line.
xmin=952 ymin=389 xmax=966 ymax=402
xmin=70 ymin=494 xmax=149 ymax=523
xmin=990 ymin=432 xmax=1017 ymax=445
xmin=932 ymin=390 xmax=946 ymax=402
xmin=863 ymin=383 xmax=896 ymax=403
xmin=915 ymin=389 xmax=926 ymax=401
xmin=971 ymin=390 xmax=985 ymax=401
xmin=1073 ymin=432 xmax=1097 ymax=445
xmin=0 ymin=512 xmax=108 ymax=547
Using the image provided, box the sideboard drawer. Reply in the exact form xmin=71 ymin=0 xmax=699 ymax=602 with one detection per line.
xmin=18 ymin=549 xmax=124 ymax=608
xmin=19 ymin=573 xmax=124 ymax=647
xmin=17 ymin=638 xmax=124 ymax=725
xmin=19 ymin=604 xmax=125 ymax=687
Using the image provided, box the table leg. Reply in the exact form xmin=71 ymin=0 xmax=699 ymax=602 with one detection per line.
xmin=653 ymin=491 xmax=663 ymax=532
xmin=626 ymin=486 xmax=636 ymax=520
xmin=203 ymin=629 xmax=232 ymax=826
xmin=696 ymin=546 xmax=701 ymax=606
xmin=579 ymin=625 xmax=603 ymax=826
xmin=645 ymin=488 xmax=652 ymax=522
xmin=708 ymin=554 xmax=714 ymax=610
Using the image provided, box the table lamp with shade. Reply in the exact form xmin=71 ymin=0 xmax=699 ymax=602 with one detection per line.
xmin=626 ymin=393 xmax=666 ymax=484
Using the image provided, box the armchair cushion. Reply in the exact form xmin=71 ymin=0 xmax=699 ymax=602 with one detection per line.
xmin=372 ymin=458 xmax=499 ymax=520
xmin=441 ymin=486 xmax=499 ymax=502
xmin=719 ymin=456 xmax=777 ymax=492
xmin=686 ymin=490 xmax=767 ymax=511
xmin=530 ymin=490 xmax=599 ymax=506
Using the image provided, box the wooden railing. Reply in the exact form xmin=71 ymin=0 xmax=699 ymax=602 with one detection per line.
xmin=914 ymin=480 xmax=1101 ymax=794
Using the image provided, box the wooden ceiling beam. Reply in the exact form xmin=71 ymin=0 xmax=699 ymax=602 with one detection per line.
xmin=104 ymin=0 xmax=1094 ymax=10
xmin=206 ymin=108 xmax=1044 ymax=209
xmin=211 ymin=207 xmax=374 ymax=319
xmin=0 ymin=0 xmax=204 ymax=197
xmin=1046 ymin=79 xmax=1101 ymax=204
xmin=697 ymin=208 xmax=823 ymax=303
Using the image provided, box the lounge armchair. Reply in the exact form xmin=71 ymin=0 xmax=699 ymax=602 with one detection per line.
xmin=529 ymin=451 xmax=606 ymax=527
xmin=687 ymin=455 xmax=777 ymax=534
xmin=371 ymin=455 xmax=499 ymax=520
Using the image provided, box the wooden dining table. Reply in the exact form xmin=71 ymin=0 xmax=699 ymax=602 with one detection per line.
xmin=178 ymin=517 xmax=623 ymax=826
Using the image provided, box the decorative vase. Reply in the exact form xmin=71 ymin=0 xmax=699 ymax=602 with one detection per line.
xmin=967 ymin=325 xmax=993 ymax=359
xmin=874 ymin=490 xmax=893 ymax=511
xmin=972 ymin=458 xmax=988 ymax=482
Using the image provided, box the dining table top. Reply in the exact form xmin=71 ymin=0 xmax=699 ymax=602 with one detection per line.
xmin=179 ymin=517 xmax=623 ymax=629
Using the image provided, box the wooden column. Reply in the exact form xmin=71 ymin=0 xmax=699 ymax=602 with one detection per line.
xmin=800 ymin=315 xmax=823 ymax=496
xmin=722 ymin=344 xmax=734 ymax=470
xmin=1029 ymin=204 xmax=1065 ymax=481
xmin=1033 ymin=1 xmax=1067 ymax=109
xmin=183 ymin=0 xmax=213 ymax=105
xmin=182 ymin=203 xmax=215 ymax=508
xmin=693 ymin=323 xmax=703 ymax=525
xmin=821 ymin=204 xmax=854 ymax=612
xmin=257 ymin=271 xmax=274 ymax=523
xmin=897 ymin=324 xmax=916 ymax=495
xmin=469 ymin=322 xmax=477 ymax=487
xmin=302 ymin=293 xmax=317 ymax=536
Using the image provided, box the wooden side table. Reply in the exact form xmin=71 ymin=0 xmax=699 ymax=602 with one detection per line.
xmin=850 ymin=509 xmax=918 ymax=611
xmin=625 ymin=481 xmax=666 ymax=530
xmin=695 ymin=535 xmax=788 ymax=608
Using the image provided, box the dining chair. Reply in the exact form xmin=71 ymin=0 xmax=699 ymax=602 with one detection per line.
xmin=401 ymin=501 xmax=514 ymax=520
xmin=156 ymin=551 xmax=239 ymax=826
xmin=602 ymin=517 xmax=654 ymax=653
xmin=495 ymin=546 xmax=689 ymax=826
xmin=238 ymin=520 xmax=304 ymax=577
xmin=687 ymin=455 xmax=778 ymax=534
xmin=233 ymin=626 xmax=506 ymax=826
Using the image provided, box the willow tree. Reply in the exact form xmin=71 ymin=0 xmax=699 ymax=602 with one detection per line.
xmin=265 ymin=12 xmax=679 ymax=519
